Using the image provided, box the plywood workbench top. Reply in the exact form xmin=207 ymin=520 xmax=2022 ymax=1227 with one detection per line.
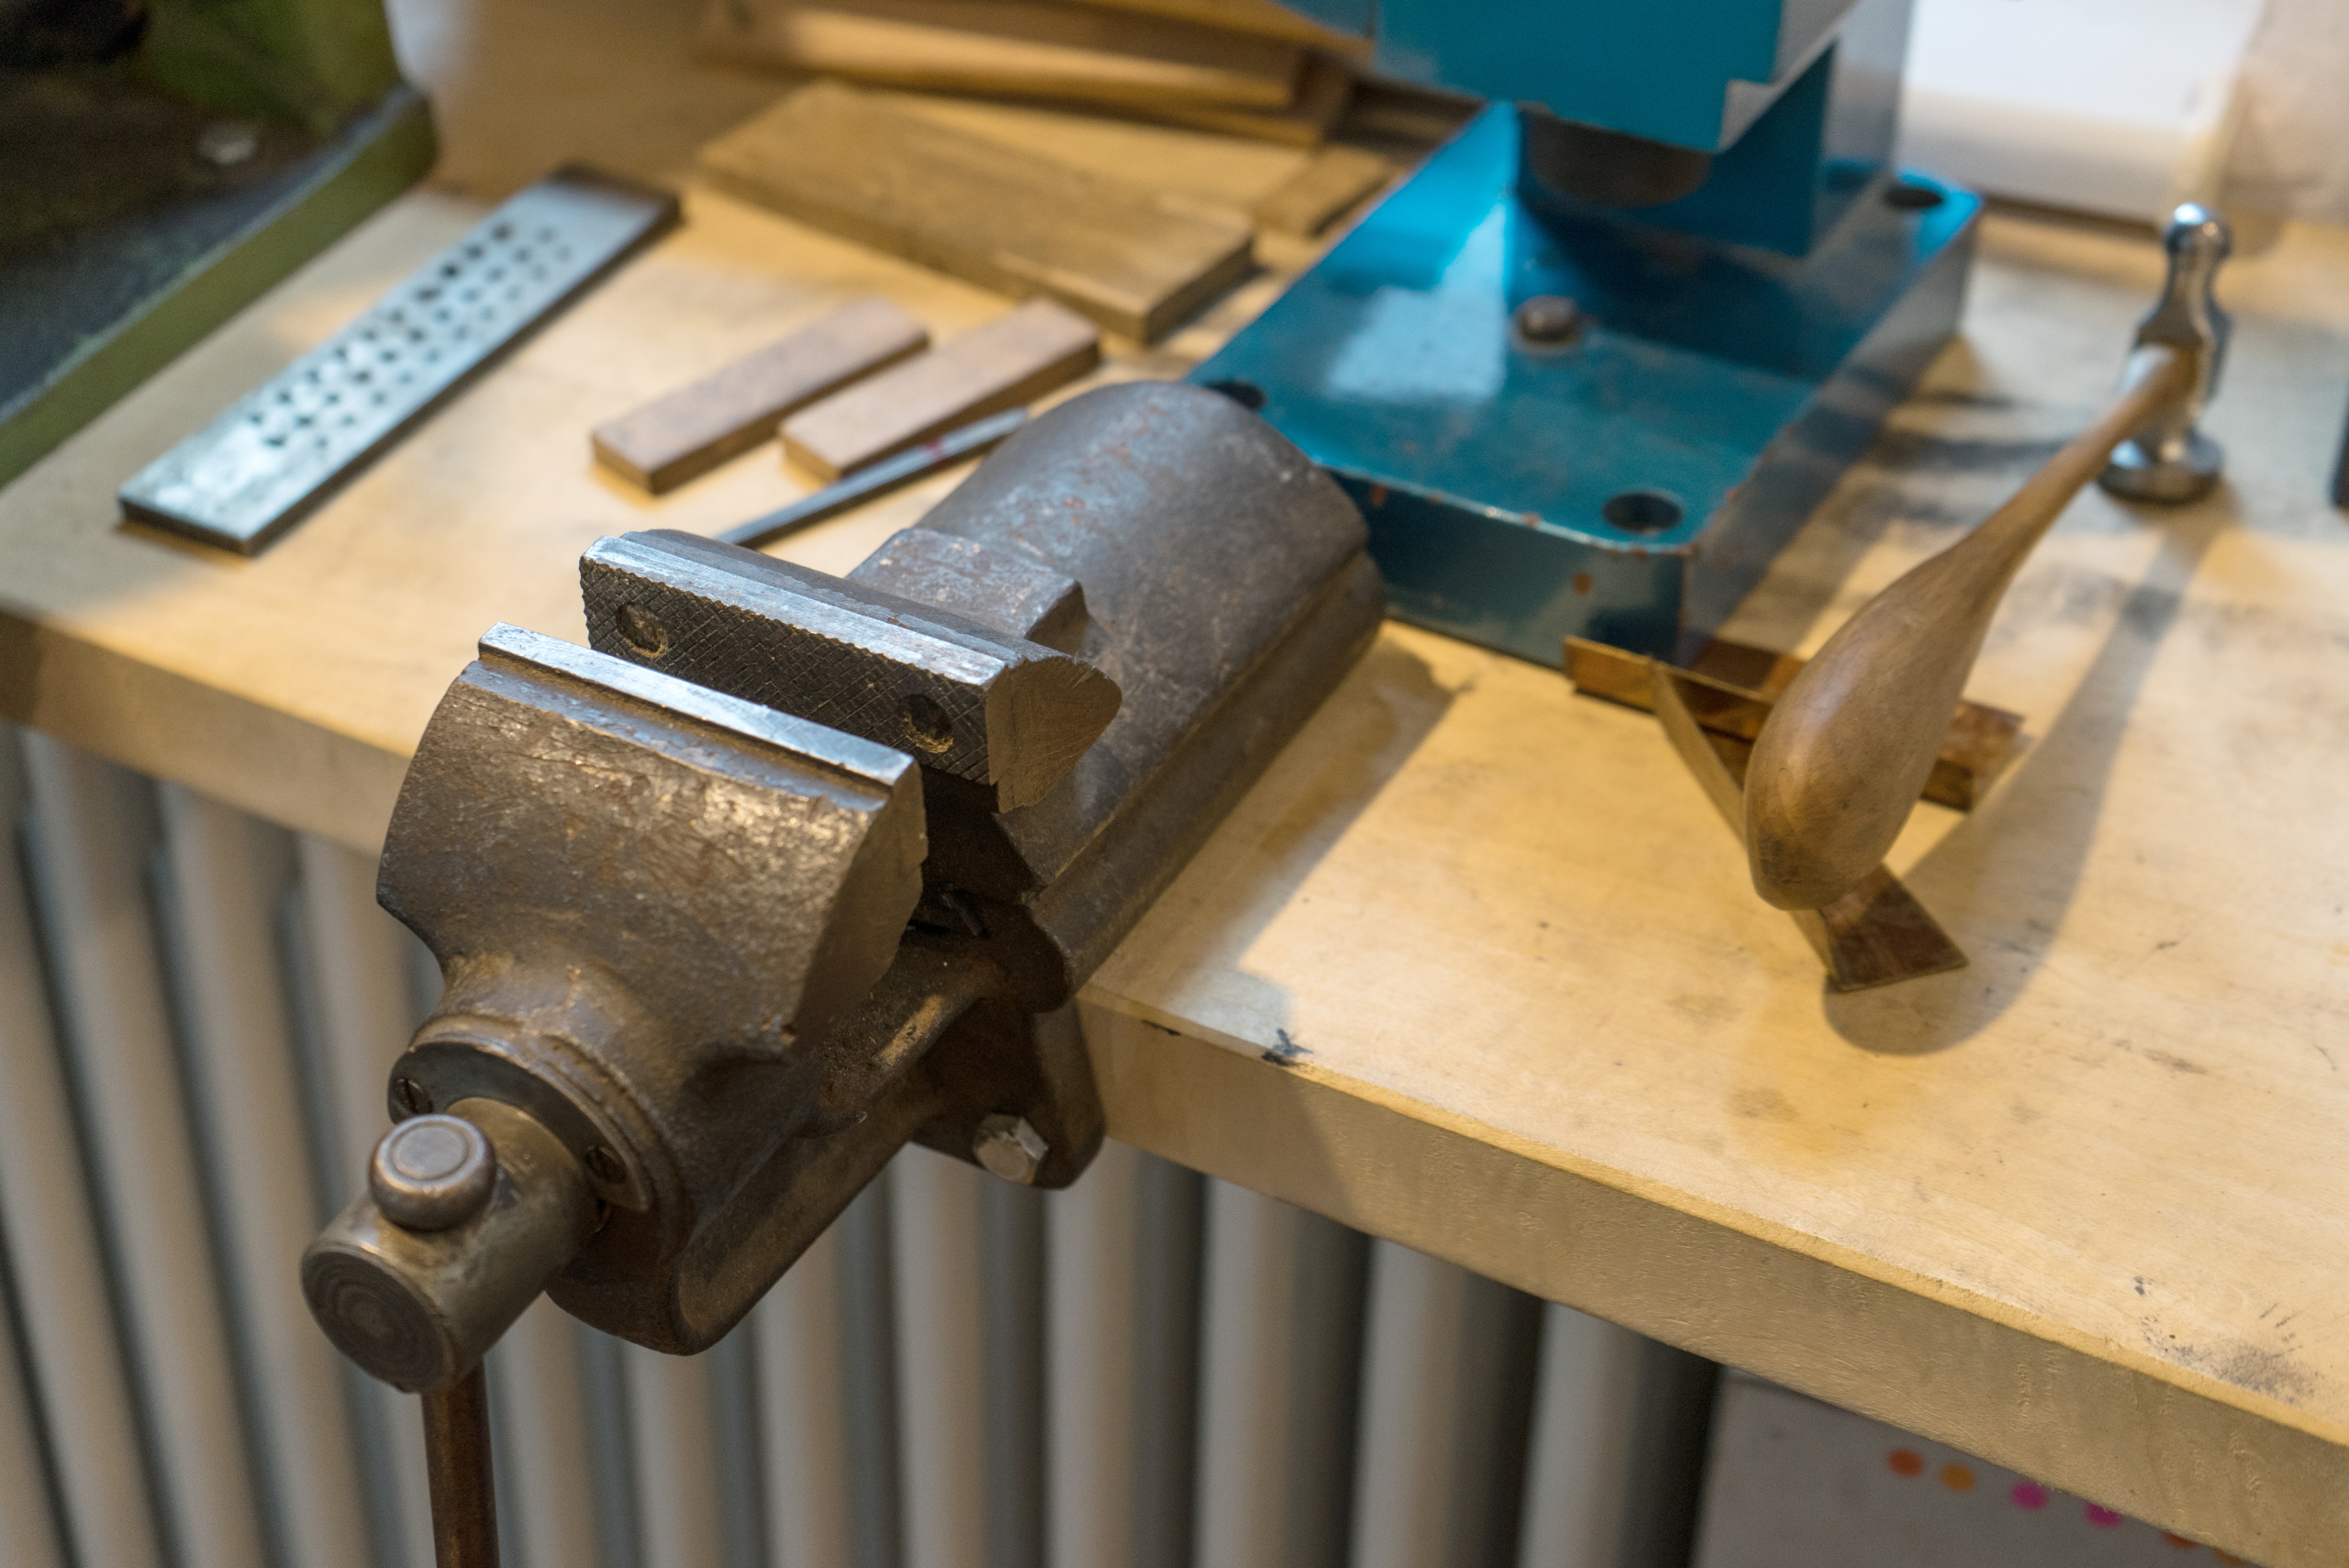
xmin=4 ymin=78 xmax=2348 ymax=1567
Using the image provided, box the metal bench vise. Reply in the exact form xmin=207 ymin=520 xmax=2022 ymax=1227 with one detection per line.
xmin=302 ymin=381 xmax=1383 ymax=1387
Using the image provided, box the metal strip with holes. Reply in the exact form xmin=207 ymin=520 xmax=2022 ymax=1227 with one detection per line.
xmin=118 ymin=166 xmax=679 ymax=554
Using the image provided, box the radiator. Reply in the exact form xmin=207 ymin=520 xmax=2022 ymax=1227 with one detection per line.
xmin=0 ymin=722 xmax=1716 ymax=1568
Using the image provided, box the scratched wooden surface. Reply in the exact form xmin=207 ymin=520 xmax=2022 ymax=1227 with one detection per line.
xmin=1081 ymin=215 xmax=2349 ymax=1568
xmin=3 ymin=1 xmax=2347 ymax=1555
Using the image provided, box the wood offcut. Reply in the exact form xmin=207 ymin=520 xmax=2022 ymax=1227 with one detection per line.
xmin=1341 ymin=76 xmax=1479 ymax=144
xmin=1143 ymin=51 xmax=1353 ymax=146
xmin=781 ymin=298 xmax=1098 ymax=479
xmin=696 ymin=0 xmax=1302 ymax=108
xmin=1251 ymin=142 xmax=1393 ymax=235
xmin=590 ymin=296 xmax=927 ymax=492
xmin=1051 ymin=0 xmax=1371 ymax=51
xmin=699 ymin=82 xmax=1256 ymax=341
xmin=1564 ymin=635 xmax=2021 ymax=812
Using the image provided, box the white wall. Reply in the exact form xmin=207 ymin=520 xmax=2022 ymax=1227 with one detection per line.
xmin=2224 ymin=0 xmax=2349 ymax=225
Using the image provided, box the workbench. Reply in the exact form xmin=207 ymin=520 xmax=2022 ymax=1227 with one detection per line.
xmin=4 ymin=21 xmax=2346 ymax=1563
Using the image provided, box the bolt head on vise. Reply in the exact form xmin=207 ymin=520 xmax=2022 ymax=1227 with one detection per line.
xmin=973 ymin=1113 xmax=1049 ymax=1184
xmin=370 ymin=1115 xmax=495 ymax=1230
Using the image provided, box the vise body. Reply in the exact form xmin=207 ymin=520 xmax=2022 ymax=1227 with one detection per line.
xmin=301 ymin=382 xmax=1382 ymax=1385
xmin=303 ymin=383 xmax=1381 ymax=1380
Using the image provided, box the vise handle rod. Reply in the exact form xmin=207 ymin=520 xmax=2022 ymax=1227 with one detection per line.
xmin=422 ymin=1363 xmax=498 ymax=1568
xmin=1741 ymin=340 xmax=2191 ymax=912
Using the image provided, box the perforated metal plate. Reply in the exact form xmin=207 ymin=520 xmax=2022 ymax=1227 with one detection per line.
xmin=118 ymin=166 xmax=679 ymax=554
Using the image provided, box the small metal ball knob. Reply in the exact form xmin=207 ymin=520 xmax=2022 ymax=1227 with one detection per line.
xmin=973 ymin=1114 xmax=1048 ymax=1184
xmin=370 ymin=1116 xmax=495 ymax=1231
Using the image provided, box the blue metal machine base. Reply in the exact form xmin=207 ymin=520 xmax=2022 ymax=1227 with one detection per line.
xmin=1192 ymin=105 xmax=1979 ymax=663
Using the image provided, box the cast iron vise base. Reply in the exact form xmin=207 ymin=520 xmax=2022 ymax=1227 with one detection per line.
xmin=303 ymin=381 xmax=1384 ymax=1383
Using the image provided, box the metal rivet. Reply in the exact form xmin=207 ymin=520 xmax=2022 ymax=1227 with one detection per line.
xmin=973 ymin=1114 xmax=1049 ymax=1184
xmin=899 ymin=692 xmax=955 ymax=754
xmin=197 ymin=123 xmax=259 ymax=168
xmin=393 ymin=1076 xmax=432 ymax=1118
xmin=584 ymin=1145 xmax=624 ymax=1185
xmin=617 ymin=603 xmax=669 ymax=657
xmin=369 ymin=1115 xmax=495 ymax=1230
xmin=1514 ymin=295 xmax=1586 ymax=346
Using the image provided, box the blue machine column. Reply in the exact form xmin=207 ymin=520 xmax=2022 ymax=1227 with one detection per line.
xmin=1195 ymin=0 xmax=1978 ymax=662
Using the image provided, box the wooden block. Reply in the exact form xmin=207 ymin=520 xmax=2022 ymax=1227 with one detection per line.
xmin=699 ymin=82 xmax=1256 ymax=341
xmin=1136 ymin=50 xmax=1354 ymax=147
xmin=589 ymin=297 xmax=927 ymax=492
xmin=695 ymin=0 xmax=1302 ymax=109
xmin=781 ymin=299 xmax=1099 ymax=480
xmin=1250 ymin=142 xmax=1393 ymax=234
xmin=1341 ymin=75 xmax=1480 ymax=145
xmin=1563 ymin=634 xmax=2024 ymax=813
xmin=1050 ymin=0 xmax=1372 ymax=53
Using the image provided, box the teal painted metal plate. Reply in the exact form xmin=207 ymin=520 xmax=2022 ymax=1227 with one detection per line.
xmin=1192 ymin=104 xmax=1978 ymax=663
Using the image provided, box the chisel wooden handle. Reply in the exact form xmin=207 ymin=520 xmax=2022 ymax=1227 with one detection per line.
xmin=1742 ymin=344 xmax=2190 ymax=910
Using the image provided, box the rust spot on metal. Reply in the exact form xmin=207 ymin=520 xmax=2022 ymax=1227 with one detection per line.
xmin=1572 ymin=573 xmax=1592 ymax=595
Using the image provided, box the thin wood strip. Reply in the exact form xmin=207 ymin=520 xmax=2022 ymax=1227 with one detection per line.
xmin=1128 ymin=50 xmax=1354 ymax=147
xmin=590 ymin=297 xmax=928 ymax=493
xmin=1564 ymin=636 xmax=2021 ymax=812
xmin=1250 ymin=142 xmax=1393 ymax=236
xmin=696 ymin=0 xmax=1303 ymax=109
xmin=1049 ymin=0 xmax=1372 ymax=53
xmin=781 ymin=299 xmax=1099 ymax=479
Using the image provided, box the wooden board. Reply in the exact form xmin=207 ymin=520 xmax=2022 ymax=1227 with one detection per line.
xmin=1137 ymin=50 xmax=1354 ymax=147
xmin=695 ymin=0 xmax=1302 ymax=109
xmin=1341 ymin=74 xmax=1480 ymax=145
xmin=781 ymin=298 xmax=1099 ymax=478
xmin=1052 ymin=0 xmax=1372 ymax=53
xmin=590 ymin=295 xmax=928 ymax=492
xmin=6 ymin=27 xmax=2349 ymax=1554
xmin=1250 ymin=141 xmax=1393 ymax=234
xmin=699 ymin=82 xmax=1256 ymax=341
xmin=882 ymin=90 xmax=1316 ymax=217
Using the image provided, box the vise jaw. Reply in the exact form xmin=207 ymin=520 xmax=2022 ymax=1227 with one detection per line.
xmin=580 ymin=531 xmax=1121 ymax=811
xmin=305 ymin=382 xmax=1384 ymax=1385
